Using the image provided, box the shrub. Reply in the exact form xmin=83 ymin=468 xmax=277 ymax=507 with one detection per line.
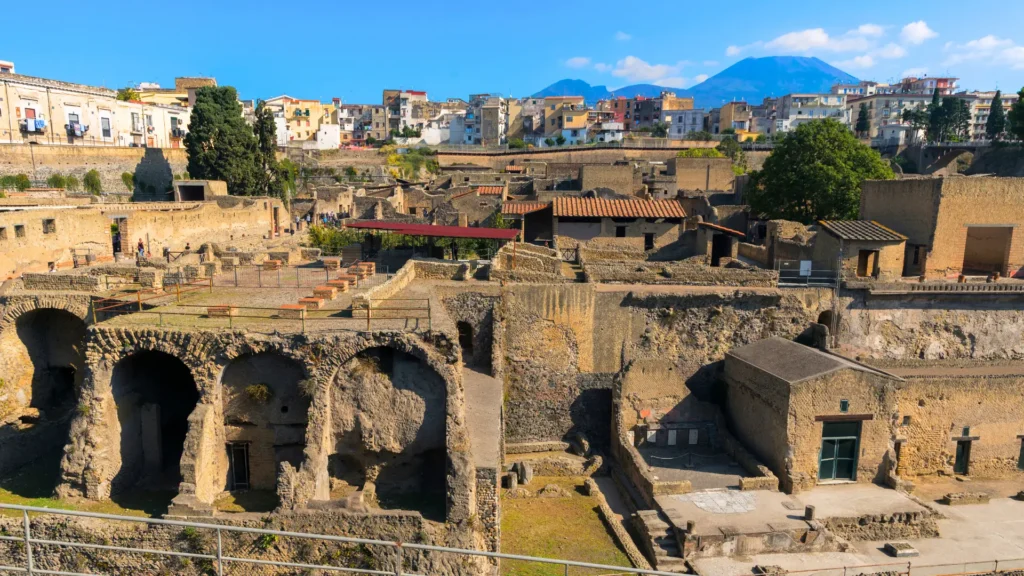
xmin=121 ymin=172 xmax=135 ymax=191
xmin=245 ymin=383 xmax=273 ymax=404
xmin=508 ymin=138 xmax=527 ymax=149
xmin=255 ymin=534 xmax=278 ymax=552
xmin=14 ymin=174 xmax=31 ymax=191
xmin=65 ymin=175 xmax=80 ymax=192
xmin=83 ymin=170 xmax=103 ymax=195
xmin=676 ymin=148 xmax=724 ymax=158
xmin=46 ymin=173 xmax=68 ymax=189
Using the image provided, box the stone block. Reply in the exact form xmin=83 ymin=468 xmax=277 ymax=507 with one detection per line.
xmin=279 ymin=304 xmax=306 ymax=319
xmin=313 ymin=286 xmax=338 ymax=300
xmin=202 ymin=261 xmax=221 ymax=277
xmin=322 ymin=257 xmax=341 ymax=270
xmin=263 ymin=259 xmax=282 ymax=271
xmin=883 ymin=542 xmax=919 ymax=558
xmin=336 ymin=273 xmax=359 ymax=284
xmin=298 ymin=297 xmax=324 ymax=310
xmin=326 ymin=279 xmax=350 ymax=291
xmin=207 ymin=306 xmax=237 ymax=317
xmin=220 ymin=256 xmax=239 ymax=270
xmin=940 ymin=492 xmax=990 ymax=506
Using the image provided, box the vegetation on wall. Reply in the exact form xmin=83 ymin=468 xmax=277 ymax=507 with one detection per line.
xmin=0 ymin=174 xmax=31 ymax=191
xmin=121 ymin=172 xmax=135 ymax=192
xmin=746 ymin=119 xmax=894 ymax=223
xmin=676 ymin=148 xmax=724 ymax=158
xmin=385 ymin=147 xmax=439 ymax=179
xmin=83 ymin=170 xmax=103 ymax=195
xmin=46 ymin=173 xmax=68 ymax=189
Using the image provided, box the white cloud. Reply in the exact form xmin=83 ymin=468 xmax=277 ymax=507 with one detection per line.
xmin=593 ymin=62 xmax=612 ymax=73
xmin=900 ymin=67 xmax=928 ymax=78
xmin=693 ymin=74 xmax=710 ymax=84
xmin=835 ymin=55 xmax=876 ymax=69
xmin=726 ymin=45 xmax=743 ymax=56
xmin=611 ymin=56 xmax=685 ymax=83
xmin=855 ymin=24 xmax=885 ymax=37
xmin=565 ymin=57 xmax=591 ymax=68
xmin=1005 ymin=46 xmax=1024 ymax=69
xmin=944 ymin=35 xmax=1017 ymax=66
xmin=901 ymin=21 xmax=937 ymax=45
xmin=615 ymin=31 xmax=631 ymax=41
xmin=703 ymin=60 xmax=719 ymax=67
xmin=876 ymin=43 xmax=907 ymax=59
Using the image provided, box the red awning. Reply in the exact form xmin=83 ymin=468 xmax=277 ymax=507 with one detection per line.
xmin=344 ymin=220 xmax=520 ymax=240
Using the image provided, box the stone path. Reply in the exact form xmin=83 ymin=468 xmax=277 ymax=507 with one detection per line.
xmin=462 ymin=367 xmax=502 ymax=468
xmin=674 ymin=488 xmax=757 ymax=514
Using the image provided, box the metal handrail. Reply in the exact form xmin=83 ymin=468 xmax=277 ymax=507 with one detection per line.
xmin=0 ymin=503 xmax=682 ymax=576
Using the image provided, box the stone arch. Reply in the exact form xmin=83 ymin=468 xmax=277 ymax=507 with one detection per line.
xmin=330 ymin=345 xmax=448 ymax=520
xmin=108 ymin=350 xmax=200 ymax=498
xmin=220 ymin=350 xmax=310 ymax=508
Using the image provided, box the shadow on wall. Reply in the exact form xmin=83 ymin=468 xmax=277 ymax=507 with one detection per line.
xmin=132 ymin=148 xmax=175 ymax=202
xmin=568 ymin=386 xmax=613 ymax=449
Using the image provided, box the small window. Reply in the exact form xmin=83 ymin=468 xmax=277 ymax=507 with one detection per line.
xmin=839 ymin=399 xmax=850 ymax=413
xmin=902 ymin=415 xmax=911 ymax=426
xmin=15 ymin=225 xmax=25 ymax=238
xmin=42 ymin=219 xmax=56 ymax=234
xmin=962 ymin=426 xmax=971 ymax=437
xmin=0 ymin=227 xmax=6 ymax=240
xmin=615 ymin=226 xmax=627 ymax=238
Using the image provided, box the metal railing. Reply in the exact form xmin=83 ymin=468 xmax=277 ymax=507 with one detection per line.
xmin=0 ymin=503 xmax=683 ymax=576
xmin=776 ymin=259 xmax=840 ymax=287
xmin=215 ymin=264 xmax=390 ymax=289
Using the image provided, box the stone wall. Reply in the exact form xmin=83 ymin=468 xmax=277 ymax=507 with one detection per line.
xmin=437 ymin=146 xmax=715 ymax=171
xmin=580 ymin=164 xmax=638 ymax=195
xmin=0 ymin=143 xmax=187 ymax=194
xmin=583 ymin=260 xmax=778 ymax=287
xmin=738 ymin=242 xmax=768 ymax=266
xmin=669 ymin=157 xmax=735 ymax=191
xmin=21 ymin=273 xmax=104 ymax=291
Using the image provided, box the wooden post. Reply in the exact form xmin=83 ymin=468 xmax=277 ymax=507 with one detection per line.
xmin=91 ymin=300 xmax=97 ymax=324
xmin=209 ymin=275 xmax=213 ymax=293
xmin=512 ymin=241 xmax=517 ymax=270
xmin=427 ymin=299 xmax=432 ymax=331
xmin=367 ymin=300 xmax=372 ymax=332
xmin=176 ymin=282 xmax=181 ymax=303
xmin=137 ymin=290 xmax=142 ymax=311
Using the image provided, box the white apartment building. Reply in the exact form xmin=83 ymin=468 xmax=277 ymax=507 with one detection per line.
xmin=0 ymin=72 xmax=191 ymax=148
xmin=661 ymin=109 xmax=705 ymax=138
xmin=589 ymin=121 xmax=624 ymax=143
xmin=775 ymin=94 xmax=850 ymax=132
xmin=847 ymin=93 xmax=933 ymax=140
xmin=955 ymin=91 xmax=1021 ymax=141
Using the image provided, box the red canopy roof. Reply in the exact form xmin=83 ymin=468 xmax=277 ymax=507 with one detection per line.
xmin=344 ymin=220 xmax=520 ymax=240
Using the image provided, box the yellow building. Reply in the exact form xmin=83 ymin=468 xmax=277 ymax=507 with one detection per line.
xmin=542 ymin=96 xmax=585 ymax=136
xmin=278 ymin=99 xmax=334 ymax=142
xmin=137 ymin=77 xmax=216 ymax=108
xmin=661 ymin=92 xmax=694 ymax=111
xmin=720 ymin=102 xmax=752 ymax=132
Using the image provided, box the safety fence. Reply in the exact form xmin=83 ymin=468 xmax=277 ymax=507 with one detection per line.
xmin=213 ymin=264 xmax=390 ymax=289
xmin=0 ymin=503 xmax=686 ymax=576
xmin=91 ymin=277 xmax=212 ymax=321
xmin=775 ymin=258 xmax=840 ymax=288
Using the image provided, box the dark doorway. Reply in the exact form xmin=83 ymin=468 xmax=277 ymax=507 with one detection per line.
xmin=615 ymin=226 xmax=627 ymax=238
xmin=14 ymin=308 xmax=86 ymax=416
xmin=227 ymin=443 xmax=250 ymax=490
xmin=819 ymin=421 xmax=860 ymax=481
xmin=110 ymin=350 xmax=199 ymax=494
xmin=177 ymin=185 xmax=205 ymax=201
xmin=644 ymin=233 xmax=655 ymax=251
xmin=954 ymin=440 xmax=971 ymax=475
xmin=710 ymin=233 xmax=732 ymax=267
xmin=857 ymin=250 xmax=878 ymax=277
xmin=456 ymin=321 xmax=474 ymax=357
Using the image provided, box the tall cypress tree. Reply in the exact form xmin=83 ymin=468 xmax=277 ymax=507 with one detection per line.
xmin=855 ymin=102 xmax=871 ymax=137
xmin=253 ymin=100 xmax=280 ymax=197
xmin=926 ymin=87 xmax=943 ymax=142
xmin=1010 ymin=88 xmax=1024 ymax=141
xmin=184 ymin=86 xmax=261 ymax=196
xmin=986 ymin=90 xmax=1006 ymax=140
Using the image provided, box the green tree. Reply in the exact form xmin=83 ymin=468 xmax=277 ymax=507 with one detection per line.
xmin=121 ymin=172 xmax=135 ymax=192
xmin=46 ymin=173 xmax=68 ymax=189
xmin=649 ymin=122 xmax=668 ymax=138
xmin=676 ymin=148 xmax=724 ymax=158
xmin=555 ymin=134 xmax=567 ymax=146
xmin=855 ymin=103 xmax=871 ymax=137
xmin=716 ymin=136 xmax=745 ymax=172
xmin=83 ymin=169 xmax=103 ymax=195
xmin=746 ymin=119 xmax=894 ymax=223
xmin=1009 ymin=88 xmax=1024 ymax=141
xmin=253 ymin=99 xmax=289 ymax=200
xmin=543 ymin=138 xmax=555 ymax=147
xmin=508 ymin=138 xmax=527 ymax=149
xmin=184 ymin=86 xmax=261 ymax=196
xmin=986 ymin=90 xmax=1006 ymax=140
xmin=686 ymin=130 xmax=714 ymax=141
xmin=926 ymin=88 xmax=944 ymax=142
xmin=65 ymin=175 xmax=80 ymax=192
xmin=14 ymin=174 xmax=31 ymax=191
xmin=755 ymin=134 xmax=768 ymax=143
xmin=116 ymin=87 xmax=140 ymax=102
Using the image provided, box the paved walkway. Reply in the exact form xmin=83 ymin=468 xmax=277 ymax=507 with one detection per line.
xmin=462 ymin=367 xmax=502 ymax=469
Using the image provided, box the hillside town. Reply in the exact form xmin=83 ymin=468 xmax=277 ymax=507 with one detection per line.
xmin=3 ymin=41 xmax=1024 ymax=576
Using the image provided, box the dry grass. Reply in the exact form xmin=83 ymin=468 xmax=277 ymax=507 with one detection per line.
xmin=500 ymin=476 xmax=632 ymax=576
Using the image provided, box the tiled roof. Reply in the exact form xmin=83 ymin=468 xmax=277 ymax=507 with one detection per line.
xmin=818 ymin=220 xmax=906 ymax=242
xmin=552 ymin=197 xmax=687 ymax=219
xmin=505 ymin=165 xmax=525 ymax=172
xmin=502 ymin=201 xmax=549 ymax=215
xmin=697 ymin=221 xmax=745 ymax=238
xmin=476 ymin=186 xmax=504 ymax=196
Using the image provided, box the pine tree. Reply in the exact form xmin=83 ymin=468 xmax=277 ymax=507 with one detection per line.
xmin=855 ymin=103 xmax=871 ymax=137
xmin=927 ymin=88 xmax=943 ymax=142
xmin=987 ymin=90 xmax=1006 ymax=140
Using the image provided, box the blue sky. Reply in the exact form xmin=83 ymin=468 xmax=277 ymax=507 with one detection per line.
xmin=4 ymin=0 xmax=1024 ymax=103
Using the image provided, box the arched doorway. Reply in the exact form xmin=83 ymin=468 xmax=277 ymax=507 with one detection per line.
xmin=110 ymin=351 xmax=199 ymax=498
xmin=0 ymin=308 xmax=87 ymax=497
xmin=220 ymin=352 xmax=309 ymax=512
xmin=330 ymin=346 xmax=447 ymax=521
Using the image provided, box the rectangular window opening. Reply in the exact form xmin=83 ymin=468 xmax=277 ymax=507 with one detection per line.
xmin=15 ymin=225 xmax=25 ymax=238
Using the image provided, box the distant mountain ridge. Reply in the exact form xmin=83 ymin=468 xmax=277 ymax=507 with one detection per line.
xmin=532 ymin=56 xmax=859 ymax=109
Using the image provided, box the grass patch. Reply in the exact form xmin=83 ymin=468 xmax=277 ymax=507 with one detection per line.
xmin=500 ymin=476 xmax=631 ymax=576
xmin=213 ymin=490 xmax=279 ymax=513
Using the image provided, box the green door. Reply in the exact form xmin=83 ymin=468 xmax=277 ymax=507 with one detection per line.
xmin=819 ymin=422 xmax=860 ymax=481
xmin=954 ymin=441 xmax=971 ymax=475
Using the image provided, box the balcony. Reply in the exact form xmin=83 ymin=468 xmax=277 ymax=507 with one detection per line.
xmin=171 ymin=127 xmax=186 ymax=139
xmin=18 ymin=119 xmax=46 ymax=134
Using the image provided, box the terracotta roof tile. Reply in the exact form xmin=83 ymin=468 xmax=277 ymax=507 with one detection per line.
xmin=552 ymin=197 xmax=687 ymax=219
xmin=502 ymin=201 xmax=549 ymax=215
xmin=476 ymin=186 xmax=504 ymax=196
xmin=697 ymin=221 xmax=746 ymax=238
xmin=505 ymin=165 xmax=525 ymax=172
xmin=818 ymin=220 xmax=906 ymax=242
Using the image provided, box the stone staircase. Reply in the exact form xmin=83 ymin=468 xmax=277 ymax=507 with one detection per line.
xmin=634 ymin=510 xmax=688 ymax=572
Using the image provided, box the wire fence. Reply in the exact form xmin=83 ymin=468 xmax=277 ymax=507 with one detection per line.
xmin=0 ymin=503 xmax=684 ymax=576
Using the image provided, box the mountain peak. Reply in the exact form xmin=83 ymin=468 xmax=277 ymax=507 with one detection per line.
xmin=533 ymin=56 xmax=857 ymax=109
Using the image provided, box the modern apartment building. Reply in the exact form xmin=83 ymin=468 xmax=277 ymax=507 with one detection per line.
xmin=847 ymin=93 xmax=932 ymax=139
xmin=955 ymin=90 xmax=1021 ymax=141
xmin=775 ymin=93 xmax=850 ymax=132
xmin=661 ymin=109 xmax=705 ymax=138
xmin=0 ymin=71 xmax=192 ymax=148
xmin=383 ymin=89 xmax=428 ymax=133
